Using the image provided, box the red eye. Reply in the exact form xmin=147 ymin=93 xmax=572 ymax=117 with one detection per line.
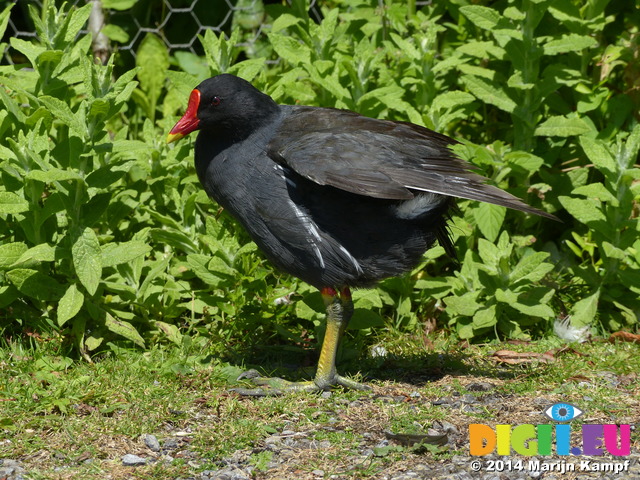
xmin=212 ymin=96 xmax=221 ymax=106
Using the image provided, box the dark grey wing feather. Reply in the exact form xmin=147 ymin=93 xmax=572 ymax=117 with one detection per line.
xmin=268 ymin=106 xmax=556 ymax=220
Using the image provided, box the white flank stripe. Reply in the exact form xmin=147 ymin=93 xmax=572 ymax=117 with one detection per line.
xmin=289 ymin=201 xmax=325 ymax=269
xmin=339 ymin=245 xmax=363 ymax=274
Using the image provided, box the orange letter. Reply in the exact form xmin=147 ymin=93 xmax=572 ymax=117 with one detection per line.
xmin=469 ymin=424 xmax=496 ymax=456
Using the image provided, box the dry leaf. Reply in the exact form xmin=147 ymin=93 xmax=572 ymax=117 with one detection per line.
xmin=491 ymin=349 xmax=556 ymax=364
xmin=608 ymin=331 xmax=640 ymax=344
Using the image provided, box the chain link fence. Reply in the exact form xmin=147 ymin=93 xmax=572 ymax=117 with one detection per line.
xmin=2 ymin=0 xmax=321 ymax=65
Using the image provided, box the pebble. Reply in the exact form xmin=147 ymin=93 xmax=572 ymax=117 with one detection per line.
xmin=143 ymin=433 xmax=161 ymax=451
xmin=0 ymin=459 xmax=26 ymax=480
xmin=209 ymin=467 xmax=251 ymax=480
xmin=163 ymin=438 xmax=180 ymax=450
xmin=460 ymin=394 xmax=477 ymax=404
xmin=465 ymin=382 xmax=494 ymax=391
xmin=122 ymin=454 xmax=148 ymax=466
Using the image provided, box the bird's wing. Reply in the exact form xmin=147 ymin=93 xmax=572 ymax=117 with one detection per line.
xmin=267 ymin=107 xmax=556 ymax=219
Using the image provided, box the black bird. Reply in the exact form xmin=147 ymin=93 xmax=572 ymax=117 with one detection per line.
xmin=167 ymin=74 xmax=555 ymax=395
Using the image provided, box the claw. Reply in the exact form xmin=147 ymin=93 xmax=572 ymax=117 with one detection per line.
xmin=230 ymin=372 xmax=371 ymax=396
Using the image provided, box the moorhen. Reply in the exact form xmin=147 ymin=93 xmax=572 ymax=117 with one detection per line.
xmin=167 ymin=74 xmax=555 ymax=395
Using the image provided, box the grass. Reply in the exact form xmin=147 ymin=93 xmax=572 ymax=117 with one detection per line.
xmin=0 ymin=331 xmax=638 ymax=479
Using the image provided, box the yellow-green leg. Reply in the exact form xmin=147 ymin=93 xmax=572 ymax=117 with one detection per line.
xmin=231 ymin=287 xmax=371 ymax=396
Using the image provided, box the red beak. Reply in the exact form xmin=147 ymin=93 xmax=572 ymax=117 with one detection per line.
xmin=167 ymin=89 xmax=201 ymax=143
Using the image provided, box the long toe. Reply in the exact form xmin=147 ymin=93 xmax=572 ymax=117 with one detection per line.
xmin=230 ymin=374 xmax=372 ymax=396
xmin=230 ymin=377 xmax=320 ymax=396
xmin=335 ymin=374 xmax=372 ymax=391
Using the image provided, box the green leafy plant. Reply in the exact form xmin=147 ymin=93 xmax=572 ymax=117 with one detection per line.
xmin=0 ymin=3 xmax=150 ymax=353
xmin=1 ymin=0 xmax=638 ymax=361
xmin=559 ymin=127 xmax=640 ymax=332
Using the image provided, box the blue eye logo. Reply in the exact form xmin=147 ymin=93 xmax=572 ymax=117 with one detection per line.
xmin=544 ymin=402 xmax=584 ymax=422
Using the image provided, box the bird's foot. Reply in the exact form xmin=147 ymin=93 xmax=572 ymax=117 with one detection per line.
xmin=230 ymin=369 xmax=371 ymax=396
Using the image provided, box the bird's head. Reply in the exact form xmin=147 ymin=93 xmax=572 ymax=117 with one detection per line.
xmin=167 ymin=74 xmax=279 ymax=144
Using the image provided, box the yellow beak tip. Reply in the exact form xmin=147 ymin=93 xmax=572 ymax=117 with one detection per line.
xmin=166 ymin=132 xmax=184 ymax=144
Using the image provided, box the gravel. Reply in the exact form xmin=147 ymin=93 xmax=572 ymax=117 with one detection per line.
xmin=2 ymin=433 xmax=638 ymax=479
xmin=2 ymin=379 xmax=638 ymax=480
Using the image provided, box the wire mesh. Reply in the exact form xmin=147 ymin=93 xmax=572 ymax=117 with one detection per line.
xmin=2 ymin=0 xmax=311 ymax=64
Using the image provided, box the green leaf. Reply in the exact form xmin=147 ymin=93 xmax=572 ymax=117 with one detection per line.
xmin=455 ymin=317 xmax=475 ymax=339
xmin=504 ymin=152 xmax=544 ymax=173
xmin=271 ymin=13 xmax=302 ymax=33
xmin=208 ymin=256 xmax=236 ymax=278
xmin=543 ymin=34 xmax=597 ymax=55
xmin=149 ymin=229 xmax=198 ymax=254
xmin=187 ymin=254 xmax=223 ymax=286
xmin=0 ymin=243 xmax=28 ymax=269
xmin=534 ymin=116 xmax=591 ymax=137
xmin=0 ymin=143 xmax=17 ymax=161
xmin=510 ymin=252 xmax=553 ymax=283
xmin=445 ymin=292 xmax=481 ymax=317
xmin=201 ymin=28 xmax=240 ymax=74
xmin=390 ymin=33 xmax=420 ymax=60
xmin=100 ymin=241 xmax=151 ymax=268
xmin=136 ymin=33 xmax=169 ymax=117
xmin=431 ymin=91 xmax=475 ymax=111
xmin=459 ymin=6 xmax=500 ymax=30
xmin=101 ymin=24 xmax=129 ymax=43
xmin=570 ymin=291 xmax=599 ymax=326
xmin=558 ymin=196 xmax=606 ymax=224
xmin=476 ymin=238 xmax=501 ymax=268
xmin=72 ymin=227 xmax=102 ymax=296
xmin=228 ymin=59 xmax=265 ymax=83
xmin=461 ymin=76 xmax=517 ymax=113
xmin=105 ymin=312 xmax=145 ymax=348
xmin=11 ymin=243 xmax=56 ymax=268
xmin=349 ymin=309 xmax=385 ymax=330
xmin=579 ymin=137 xmax=616 ymax=179
xmin=84 ymin=334 xmax=103 ymax=352
xmin=89 ymin=98 xmax=110 ymax=120
xmin=474 ymin=202 xmax=506 ymax=242
xmin=58 ymin=284 xmax=84 ymax=326
xmin=6 ymin=268 xmax=65 ymax=301
xmin=26 ymin=169 xmax=83 ymax=183
xmin=268 ymin=33 xmax=311 ymax=66
xmin=0 ymin=285 xmax=19 ymax=309
xmin=65 ymin=3 xmax=92 ymax=42
xmin=495 ymin=288 xmax=518 ymax=305
xmin=457 ymin=41 xmax=505 ymax=60
xmin=9 ymin=37 xmax=45 ymax=66
xmin=473 ymin=304 xmax=497 ymax=329
xmin=572 ymin=183 xmax=618 ymax=205
xmin=601 ymin=241 xmax=626 ymax=260
xmin=101 ymin=0 xmax=137 ymax=10
xmin=154 ymin=321 xmax=183 ymax=345
xmin=38 ymin=96 xmax=86 ymax=139
xmin=0 ymin=192 xmax=29 ymax=214
xmin=353 ymin=289 xmax=384 ymax=309
xmin=621 ymin=124 xmax=640 ymax=169
xmin=0 ymin=4 xmax=13 ymax=39
xmin=510 ymin=300 xmax=554 ymax=318
xmin=138 ymin=256 xmax=171 ymax=300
